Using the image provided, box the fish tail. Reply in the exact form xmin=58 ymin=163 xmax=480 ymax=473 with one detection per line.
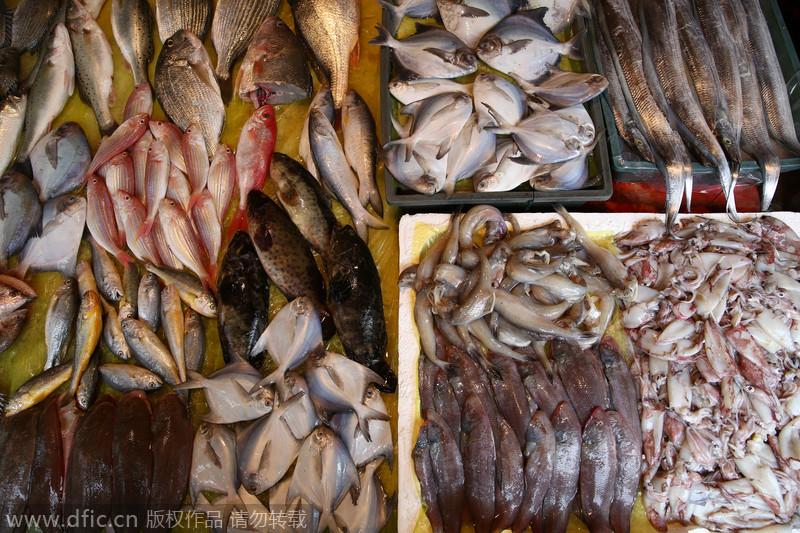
xmin=248 ymin=370 xmax=278 ymax=395
xmin=318 ymin=510 xmax=341 ymax=533
xmin=375 ymin=2 xmax=404 ymax=33
xmin=228 ymin=207 xmax=247 ymax=239
xmin=759 ymin=153 xmax=782 ymax=213
xmin=220 ymin=492 xmax=245 ymax=533
xmin=135 ymin=217 xmax=154 ymax=242
xmin=368 ymin=23 xmax=396 ymax=47
xmin=206 ymin=263 xmax=217 ymax=288
xmin=187 ymin=190 xmax=204 ymax=213
xmin=115 ymin=249 xmax=134 ymax=269
xmin=369 ymin=188 xmax=384 ymax=218
xmin=563 ymin=28 xmax=587 ymax=61
xmin=173 ymin=369 xmax=204 ymax=391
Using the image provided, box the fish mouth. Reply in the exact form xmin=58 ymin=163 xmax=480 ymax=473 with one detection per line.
xmin=476 ymin=37 xmax=501 ymax=57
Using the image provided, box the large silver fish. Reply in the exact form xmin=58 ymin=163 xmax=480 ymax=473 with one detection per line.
xmin=333 ymin=458 xmax=391 ymax=532
xmin=0 ymin=94 xmax=25 ymax=176
xmin=330 ymin=385 xmax=393 ymax=468
xmin=111 ymin=0 xmax=154 ymax=88
xmin=155 ymin=0 xmax=212 ymax=42
xmin=436 ymin=0 xmax=512 ymax=49
xmin=0 ymin=170 xmax=41 ymax=264
xmin=15 ymin=194 xmax=86 ymax=277
xmin=376 ymin=0 xmax=438 ymax=33
xmin=211 ymin=0 xmax=280 ymax=81
xmin=30 ymin=122 xmax=91 ymax=202
xmin=521 ymin=0 xmax=590 ymax=34
xmin=11 ymin=0 xmax=61 ymax=53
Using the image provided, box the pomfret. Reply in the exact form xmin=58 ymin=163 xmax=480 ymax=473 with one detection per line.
xmin=437 ymin=0 xmax=512 ymax=49
xmin=235 ymin=16 xmax=311 ymax=106
xmin=443 ymin=113 xmax=496 ymax=197
xmin=207 ymin=144 xmax=235 ymax=221
xmin=379 ymin=142 xmax=446 ymax=195
xmin=377 ymin=0 xmax=439 ymax=32
xmin=522 ymin=67 xmax=609 ymax=108
xmin=145 ymin=263 xmax=217 ymax=317
xmin=521 ymin=0 xmax=590 ymax=34
xmin=44 ymin=278 xmax=78 ymax=370
xmin=183 ymin=309 xmax=205 ymax=373
xmin=330 ymin=385 xmax=393 ymax=467
xmin=154 ymin=29 xmax=225 ymax=154
xmin=138 ymin=272 xmax=161 ymax=332
xmin=111 ymin=0 xmax=154 ymax=88
xmin=289 ymin=0 xmax=359 ymax=108
xmin=342 ymin=89 xmax=384 ymax=217
xmin=15 ymin=194 xmax=85 ymax=277
xmin=473 ymin=72 xmax=527 ymax=130
xmin=0 ymin=93 xmax=25 ymax=175
xmin=334 ymin=458 xmax=391 ymax=532
xmin=66 ymin=0 xmax=117 ymax=137
xmin=155 ymin=0 xmax=212 ymax=42
xmin=4 ymin=363 xmax=72 ymax=416
xmin=388 ymin=76 xmax=472 ymax=106
xmin=11 ymin=0 xmax=60 ymax=53
xmin=120 ymin=317 xmax=182 ymax=386
xmin=282 ymin=371 xmax=322 ymax=441
xmin=211 ymin=0 xmax=280 ymax=81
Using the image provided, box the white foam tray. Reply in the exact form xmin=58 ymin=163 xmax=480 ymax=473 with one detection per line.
xmin=396 ymin=211 xmax=800 ymax=533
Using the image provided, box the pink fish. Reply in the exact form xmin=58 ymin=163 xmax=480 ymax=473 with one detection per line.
xmin=87 ymin=113 xmax=149 ymax=177
xmin=130 ymin=129 xmax=152 ymax=202
xmin=207 ymin=143 xmax=236 ymax=221
xmin=153 ymin=215 xmax=183 ymax=270
xmin=98 ymin=150 xmax=134 ymax=196
xmin=230 ymin=104 xmax=277 ymax=236
xmin=182 ymin=124 xmax=209 ymax=211
xmin=167 ymin=166 xmax=191 ymax=211
xmin=123 ymin=83 xmax=153 ymax=121
xmin=191 ymin=190 xmax=221 ymax=282
xmin=149 ymin=119 xmax=187 ymax=174
xmin=86 ymin=175 xmax=133 ymax=267
xmin=112 ymin=189 xmax=161 ymax=266
xmin=157 ymin=199 xmax=213 ymax=292
xmin=137 ymin=139 xmax=170 ymax=240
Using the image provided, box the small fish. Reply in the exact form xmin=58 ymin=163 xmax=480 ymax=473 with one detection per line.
xmin=66 ymin=0 xmax=117 ymax=137
xmin=289 ymin=0 xmax=359 ymax=108
xmin=235 ymin=16 xmax=311 ymax=106
xmin=120 ymin=317 xmax=182 ymax=386
xmin=0 ymin=170 xmax=41 ymax=264
xmin=155 ymin=0 xmax=212 ymax=42
xmin=207 ymin=143 xmax=235 ymax=221
xmin=111 ymin=0 xmax=154 ymax=88
xmin=299 ymin=86 xmax=334 ymax=180
xmin=282 ymin=371 xmax=322 ymax=441
xmin=75 ymin=352 xmax=100 ymax=411
xmin=100 ymin=364 xmax=162 ymax=391
xmin=0 ymin=93 xmax=26 ymax=175
xmin=512 ymin=410 xmax=556 ymax=533
xmin=137 ymin=272 xmax=161 ymax=332
xmin=138 ymin=138 xmax=170 ymax=240
xmin=66 ymin=290 xmax=103 ymax=401
xmin=44 ymin=278 xmax=79 ymax=370
xmin=388 ymin=76 xmax=472 ymax=106
xmin=87 ymin=113 xmax=150 ymax=176
xmin=443 ymin=113 xmax=496 ymax=197
xmin=113 ymin=190 xmax=162 ymax=266
xmin=437 ymin=0 xmax=512 ymax=49
xmin=230 ymin=104 xmax=276 ymax=235
xmin=334 ymin=458 xmax=391 ymax=533
xmin=191 ymin=191 xmax=221 ymax=279
xmin=541 ymin=401 xmax=581 ymax=533
xmin=157 ymin=199 xmax=213 ymax=291
xmin=123 ymin=82 xmax=154 ymax=121
xmin=11 ymin=0 xmax=61 ymax=53
xmin=183 ymin=309 xmax=205 ymax=373
xmin=3 ymin=363 xmax=72 ymax=415
xmin=102 ymin=304 xmax=132 ymax=360
xmin=211 ymin=0 xmax=281 ymax=81
xmin=342 ymin=89 xmax=383 ymax=217
xmin=522 ymin=67 xmax=609 ymax=108
xmin=98 ymin=151 xmax=135 ymax=197
xmin=460 ymin=394 xmax=496 ymax=533
xmin=89 ymin=236 xmax=124 ymax=302
xmin=149 ymin=120 xmax=186 ymax=174
xmin=167 ymin=165 xmax=192 ymax=211
xmin=330 ymin=385 xmax=393 ymax=468
xmin=161 ymin=284 xmax=186 ymax=382
xmin=119 ymin=259 xmax=138 ymax=322
xmin=15 ymin=194 xmax=85 ymax=277
xmin=86 ymin=175 xmax=133 ymax=268
xmin=75 ymin=259 xmax=99 ymax=299
xmin=473 ymin=72 xmax=527 ymax=130
xmin=182 ymin=124 xmax=208 ymax=210
xmin=145 ymin=263 xmax=217 ymax=317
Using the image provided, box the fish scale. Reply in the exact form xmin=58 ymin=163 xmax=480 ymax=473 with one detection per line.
xmin=211 ymin=0 xmax=281 ymax=81
xmin=111 ymin=0 xmax=154 ymax=88
xmin=155 ymin=0 xmax=212 ymax=42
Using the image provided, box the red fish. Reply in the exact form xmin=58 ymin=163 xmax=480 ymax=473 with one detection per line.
xmin=87 ymin=174 xmax=133 ymax=267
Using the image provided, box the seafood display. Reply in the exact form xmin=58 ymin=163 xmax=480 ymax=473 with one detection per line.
xmin=375 ymin=1 xmax=609 ymax=196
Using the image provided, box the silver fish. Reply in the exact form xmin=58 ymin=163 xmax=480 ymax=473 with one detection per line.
xmin=299 ymin=86 xmax=334 ymax=180
xmin=376 ymin=0 xmax=438 ymax=33
xmin=282 ymin=371 xmax=322 ymax=442
xmin=145 ymin=263 xmax=217 ymax=317
xmin=473 ymin=72 xmax=527 ymax=130
xmin=0 ymin=93 xmax=25 ymax=175
xmin=210 ymin=0 xmax=280 ymax=81
xmin=443 ymin=113 xmax=496 ymax=197
xmin=120 ymin=317 xmax=182 ymax=386
xmin=388 ymin=77 xmax=472 ymax=106
xmin=44 ymin=277 xmax=78 ymax=370
xmin=89 ymin=236 xmax=124 ymax=302
xmin=379 ymin=142 xmax=446 ymax=195
xmin=119 ymin=260 xmax=139 ymax=321
xmin=521 ymin=0 xmax=590 ymax=34
xmin=30 ymin=122 xmax=91 ymax=202
xmin=0 ymin=170 xmax=42 ymax=264
xmin=155 ymin=0 xmax=212 ymax=42
xmin=111 ymin=0 xmax=154 ymax=88
xmin=183 ymin=308 xmax=205 ymax=373
xmin=330 ymin=385 xmax=393 ymax=468
xmin=161 ymin=284 xmax=186 ymax=382
xmin=342 ymin=89 xmax=383 ymax=218
xmin=437 ymin=0 xmax=512 ymax=49
xmin=333 ymin=458 xmax=390 ymax=532
xmin=522 ymin=66 xmax=609 ymax=108
xmin=102 ymin=303 xmax=132 ymax=360
xmin=137 ymin=272 xmax=161 ymax=332
xmin=99 ymin=363 xmax=163 ymax=391
xmin=15 ymin=194 xmax=85 ymax=277
xmin=75 ymin=352 xmax=99 ymax=411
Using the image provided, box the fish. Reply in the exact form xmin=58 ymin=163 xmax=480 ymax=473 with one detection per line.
xmin=99 ymin=151 xmax=135 ymax=197
xmin=494 ymin=416 xmax=525 ymax=533
xmin=299 ymin=86 xmax=334 ymax=180
xmin=63 ymin=398 xmax=116 ymax=532
xmin=288 ymin=426 xmax=359 ymax=533
xmin=166 ymin=166 xmax=191 ymax=210
xmin=183 ymin=309 xmax=205 ymax=372
xmin=473 ymin=72 xmax=527 ymax=131
xmin=138 ymin=138 xmax=170 ymax=240
xmin=607 ymin=411 xmax=641 ymax=533
xmin=27 ymin=397 xmax=64 ymax=533
xmin=123 ymin=82 xmax=154 ymax=120
xmin=443 ymin=113 xmax=496 ymax=197
xmin=15 ymin=194 xmax=86 ymax=277
xmin=99 ymin=363 xmax=163 ymax=391
xmin=305 ymin=350 xmax=391 ymax=441
xmin=66 ymin=0 xmax=117 ymax=137
xmin=121 ymin=317 xmax=182 ymax=386
xmin=157 ymin=199 xmax=213 ymax=291
xmin=81 ymin=0 xmax=107 ymax=18
xmin=552 ymin=339 xmax=610 ymax=424
xmin=598 ymin=336 xmax=641 ymax=444
xmin=377 ymin=0 xmax=439 ymax=32
xmin=342 ymin=89 xmax=384 ymax=217
xmin=0 ymin=48 xmax=19 ymax=101
xmin=211 ymin=0 xmax=280 ymax=81
xmin=512 ymin=410 xmax=556 ymax=533
xmin=0 ymin=170 xmax=41 ymax=264
xmin=379 ymin=142 xmax=446 ymax=195
xmin=113 ymin=190 xmax=163 ymax=266
xmin=488 ymin=351 xmax=532 ymax=447
xmin=476 ymin=9 xmax=584 ymax=85
xmin=326 ymin=224 xmax=396 ymax=393
xmin=154 ymin=29 xmax=225 ymax=154
xmin=89 ymin=236 xmax=124 ymax=302
xmin=270 ymin=152 xmax=339 ymax=256
xmin=190 ymin=190 xmax=221 ymax=280
xmin=0 ymin=93 xmax=26 ymax=175
xmin=236 ymin=392 xmax=306 ymax=495
xmin=3 ymin=363 xmax=72 ymax=416
xmin=282 ymin=371 xmax=323 ymax=441
xmin=388 ymin=76 xmax=473 ymax=106
xmin=460 ymin=393 xmax=495 ymax=533
xmin=330 ymin=384 xmax=393 ymax=468
xmin=0 ymin=404 xmax=41 ymax=533
xmin=112 ymin=390 xmax=153 ymax=533
xmin=111 ymin=0 xmax=154 ymax=88
xmin=11 ymin=0 xmax=61 ymax=53
xmin=161 ymin=284 xmax=186 ymax=382
xmin=413 ymin=425 xmax=445 ymax=533
xmin=145 ymin=263 xmax=217 ymax=317
xmin=102 ymin=304 xmax=132 ymax=360
xmin=0 ymin=308 xmax=26 ymax=353
xmin=148 ymin=392 xmax=193 ymax=532
xmin=250 ymin=296 xmax=323 ymax=400
xmin=155 ymin=0 xmax=212 ymax=42
xmin=522 ymin=67 xmax=609 ymax=108
xmin=437 ymin=0 xmax=512 ymax=49
xmin=182 ymin=124 xmax=208 ymax=210
xmin=66 ymin=289 xmax=103 ymax=402
xmin=290 ymin=0 xmax=359 ymax=109
xmin=138 ymin=271 xmax=161 ymax=332
xmin=86 ymin=175 xmax=134 ymax=267
xmin=235 ymin=16 xmax=311 ymax=106
xmin=370 ymin=23 xmax=478 ymax=79
xmin=334 ymin=458 xmax=391 ymax=532
xmin=216 ymin=230 xmax=270 ymax=368
xmin=44 ymin=278 xmax=78 ymax=370
xmin=86 ymin=113 xmax=150 ymax=176
xmin=75 ymin=350 xmax=99 ymax=410
xmin=310 ymin=109 xmax=389 ymax=240
xmin=579 ymin=407 xmax=617 ymax=533
xmin=153 ymin=215 xmax=184 ymax=270
xmin=131 ymin=129 xmax=152 ymax=202
xmin=15 ymin=24 xmax=75 ymax=163
xmin=541 ymin=401 xmax=581 ymax=533
xmin=190 ymin=423 xmax=244 ymax=531
xmin=247 ymin=190 xmax=334 ymax=337
xmin=207 ymin=143 xmax=235 ymax=221
xmin=149 ymin=120 xmax=186 ymax=174
xmin=230 ymin=104 xmax=276 ymax=235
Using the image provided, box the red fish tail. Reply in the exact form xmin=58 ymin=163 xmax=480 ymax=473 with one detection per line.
xmin=227 ymin=207 xmax=247 ymax=239
xmin=116 ymin=250 xmax=134 ymax=269
xmin=187 ymin=190 xmax=204 ymax=213
xmin=135 ymin=217 xmax=154 ymax=242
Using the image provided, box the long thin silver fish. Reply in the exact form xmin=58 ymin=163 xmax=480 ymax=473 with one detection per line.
xmin=342 ymin=89 xmax=383 ymax=217
xmin=44 ymin=278 xmax=78 ymax=370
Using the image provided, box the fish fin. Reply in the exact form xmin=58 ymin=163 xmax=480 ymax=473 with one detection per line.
xmin=458 ymin=5 xmax=491 ymax=17
xmin=422 ymin=47 xmax=458 ymax=63
xmin=354 ymin=219 xmax=369 ymax=243
xmin=324 ymin=363 xmax=344 ymax=391
xmin=375 ymin=2 xmax=403 ymax=33
xmin=2 ymin=8 xmax=11 ymax=48
xmin=413 ymin=23 xmax=443 ymax=35
xmin=135 ymin=217 xmax=154 ymax=242
xmin=361 ymin=208 xmax=389 ymax=231
xmin=173 ymin=369 xmax=205 ymax=391
xmin=276 ymin=391 xmax=305 ymax=422
xmin=231 ymin=380 xmax=256 ymax=404
xmin=221 ymin=492 xmax=246 ymax=533
xmin=504 ymin=39 xmax=533 ymax=54
xmin=248 ymin=370 xmax=278 ymax=395
xmin=187 ymin=190 xmax=204 ymax=213
xmin=368 ymin=24 xmax=395 ymax=47
xmin=318 ymin=510 xmax=341 ymax=533
xmin=369 ymin=188 xmax=384 ymax=218
xmin=115 ymin=250 xmax=134 ymax=269
xmin=199 ymin=412 xmax=233 ymax=424
xmin=350 ymin=40 xmax=360 ymax=68
xmin=563 ymin=28 xmax=587 ymax=61
xmin=516 ymin=6 xmax=549 ymax=26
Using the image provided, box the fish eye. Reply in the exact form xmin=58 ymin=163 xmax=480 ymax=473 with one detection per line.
xmin=262 ymin=112 xmax=270 ymax=119
xmin=124 ymin=194 xmax=130 ymax=200
xmin=139 ymin=118 xmax=146 ymax=124
xmin=166 ymin=39 xmax=174 ymax=47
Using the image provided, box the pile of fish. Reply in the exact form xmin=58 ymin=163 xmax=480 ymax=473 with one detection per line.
xmin=374 ymin=0 xmax=610 ymax=195
xmin=594 ymin=0 xmax=799 ymax=224
xmin=403 ymin=204 xmax=642 ymax=532
xmin=616 ymin=215 xmax=800 ymax=531
xmin=184 ymin=297 xmax=392 ymax=533
xmin=0 ymin=273 xmax=35 ymax=353
xmin=0 ymin=390 xmax=192 ymax=533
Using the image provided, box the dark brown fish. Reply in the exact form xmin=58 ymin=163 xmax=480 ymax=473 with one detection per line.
xmin=27 ymin=396 xmax=63 ymax=533
xmin=326 ymin=224 xmax=396 ymax=393
xmin=426 ymin=409 xmax=465 ymax=533
xmin=461 ymin=393 xmax=495 ymax=533
xmin=598 ymin=336 xmax=641 ymax=444
xmin=146 ymin=392 xmax=192 ymax=533
xmin=512 ymin=410 xmax=555 ymax=533
xmin=522 ymin=360 xmax=570 ymax=419
xmin=64 ymin=397 xmax=116 ymax=533
xmin=413 ymin=424 xmax=444 ymax=533
xmin=607 ymin=411 xmax=641 ymax=533
xmin=0 ymin=403 xmax=40 ymax=533
xmin=112 ymin=390 xmax=153 ymax=533
xmin=211 ymin=0 xmax=281 ymax=81
xmin=488 ymin=350 xmax=532 ymax=447
xmin=11 ymin=0 xmax=60 ymax=53
xmin=0 ymin=47 xmax=19 ymax=100
xmin=432 ymin=368 xmax=461 ymax=448
xmin=419 ymin=352 xmax=438 ymax=416
xmin=541 ymin=401 xmax=581 ymax=533
xmin=494 ymin=416 xmax=524 ymax=533
xmin=246 ymin=189 xmax=333 ymax=338
xmin=183 ymin=309 xmax=206 ymax=373
xmin=580 ymin=407 xmax=616 ymax=533
xmin=216 ymin=230 xmax=270 ymax=368
xmin=553 ymin=339 xmax=610 ymax=425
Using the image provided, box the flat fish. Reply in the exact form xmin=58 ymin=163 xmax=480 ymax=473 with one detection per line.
xmin=211 ymin=0 xmax=281 ymax=81
xmin=15 ymin=194 xmax=86 ymax=277
xmin=155 ymin=0 xmax=212 ymax=42
xmin=27 ymin=397 xmax=64 ymax=533
xmin=334 ymin=457 xmax=391 ymax=532
xmin=31 ymin=122 xmax=92 ymax=202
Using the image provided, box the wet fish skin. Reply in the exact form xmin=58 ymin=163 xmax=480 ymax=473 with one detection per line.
xmin=0 ymin=308 xmax=26 ymax=353
xmin=216 ymin=230 xmax=270 ymax=368
xmin=111 ymin=0 xmax=154 ymax=88
xmin=123 ymin=82 xmax=154 ymax=121
xmin=607 ymin=411 xmax=641 ymax=533
xmin=413 ymin=425 xmax=444 ymax=533
xmin=0 ymin=170 xmax=41 ymax=262
xmin=541 ymin=401 xmax=581 ymax=533
xmin=87 ymin=113 xmax=150 ymax=176
xmin=246 ymin=190 xmax=333 ymax=337
xmin=0 ymin=93 xmax=25 ymax=175
xmin=488 ymin=350 xmax=531 ymax=448
xmin=0 ymin=403 xmax=40 ymax=533
xmin=460 ymin=393 xmax=495 ymax=533
xmin=112 ymin=390 xmax=153 ymax=533
xmin=0 ymin=276 xmax=36 ymax=317
xmin=425 ymin=409 xmax=465 ymax=533
xmin=207 ymin=143 xmax=235 ymax=221
xmin=326 ymin=224 xmax=396 ymax=393
xmin=145 ymin=263 xmax=217 ymax=317
xmin=155 ymin=0 xmax=212 ymax=42
xmin=75 ymin=350 xmax=99 ymax=411
xmin=494 ymin=416 xmax=525 ymax=533
xmin=67 ymin=289 xmax=103 ymax=401
xmin=289 ymin=0 xmax=359 ymax=109
xmin=437 ymin=0 xmax=512 ymax=49
xmin=330 ymin=384 xmax=393 ymax=468
xmin=66 ymin=0 xmax=117 ymax=138
xmin=27 ymin=397 xmax=64 ymax=533
xmin=553 ymin=338 xmax=610 ymax=425
xmin=102 ymin=304 xmax=132 ymax=360
xmin=113 ymin=190 xmax=162 ymax=266
xmin=299 ymin=86 xmax=333 ymax=179
xmin=87 ymin=174 xmax=134 ymax=268
xmin=138 ymin=272 xmax=161 ymax=332
xmin=190 ymin=190 xmax=221 ymax=278
xmin=121 ymin=317 xmax=182 ymax=386
xmin=270 ymin=152 xmax=338 ymax=257
xmin=154 ymin=29 xmax=224 ymax=155
xmin=183 ymin=308 xmax=206 ymax=372
xmin=31 ymin=121 xmax=91 ymax=202
xmin=182 ymin=124 xmax=208 ymax=209
xmin=161 ymin=284 xmax=186 ymax=382
xmin=119 ymin=258 xmax=140 ymax=321
xmin=211 ymin=0 xmax=280 ymax=81
xmin=4 ymin=363 xmax=71 ymax=416
xmin=579 ymin=407 xmax=617 ymax=533
xmin=16 ymin=23 xmax=75 ymax=163
xmin=598 ymin=336 xmax=641 ymax=444
xmin=157 ymin=198 xmax=213 ymax=291
xmin=149 ymin=120 xmax=186 ymax=174
xmin=0 ymin=47 xmax=20 ymax=101
xmin=89 ymin=236 xmax=124 ymax=302
xmin=45 ymin=277 xmax=78 ymax=370
xmin=512 ymin=410 xmax=555 ymax=533
xmin=235 ymin=16 xmax=311 ymax=106
xmin=139 ymin=138 xmax=170 ymax=240
xmin=334 ymin=457 xmax=390 ymax=532
xmin=15 ymin=194 xmax=85 ymax=277
xmin=99 ymin=363 xmax=163 ymax=391
xmin=342 ymin=89 xmax=383 ymax=217
xmin=11 ymin=0 xmax=60 ymax=53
